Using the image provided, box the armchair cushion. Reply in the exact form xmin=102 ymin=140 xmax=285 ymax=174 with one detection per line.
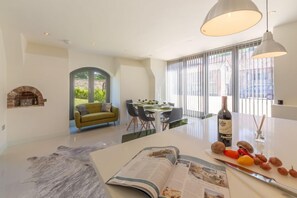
xmin=81 ymin=112 xmax=116 ymax=122
xmin=76 ymin=104 xmax=88 ymax=116
xmin=101 ymin=103 xmax=112 ymax=112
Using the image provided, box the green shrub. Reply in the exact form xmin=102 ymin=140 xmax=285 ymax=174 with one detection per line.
xmin=94 ymin=88 xmax=106 ymax=102
xmin=75 ymin=87 xmax=88 ymax=99
xmin=74 ymin=87 xmax=106 ymax=102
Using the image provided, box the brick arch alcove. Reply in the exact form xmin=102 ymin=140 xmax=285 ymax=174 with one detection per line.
xmin=7 ymin=86 xmax=46 ymax=108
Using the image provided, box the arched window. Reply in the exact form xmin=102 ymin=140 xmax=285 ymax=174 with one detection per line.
xmin=69 ymin=67 xmax=110 ymax=120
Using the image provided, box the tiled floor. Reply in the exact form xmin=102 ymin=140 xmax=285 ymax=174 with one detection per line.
xmin=0 ymin=117 xmax=198 ymax=198
xmin=0 ymin=121 xmax=138 ymax=198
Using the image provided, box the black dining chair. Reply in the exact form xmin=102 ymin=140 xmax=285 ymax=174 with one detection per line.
xmin=138 ymin=106 xmax=155 ymax=130
xmin=126 ymin=102 xmax=143 ymax=132
xmin=168 ymin=102 xmax=175 ymax=107
xmin=161 ymin=102 xmax=175 ymax=120
xmin=161 ymin=107 xmax=183 ymax=130
xmin=126 ymin=99 xmax=133 ymax=105
xmin=145 ymin=107 xmax=155 ymax=118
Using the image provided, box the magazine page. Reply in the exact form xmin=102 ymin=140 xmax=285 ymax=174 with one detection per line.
xmin=160 ymin=155 xmax=230 ymax=198
xmin=107 ymin=146 xmax=179 ymax=198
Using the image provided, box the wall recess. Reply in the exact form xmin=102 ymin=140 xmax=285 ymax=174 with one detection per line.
xmin=7 ymin=86 xmax=46 ymax=108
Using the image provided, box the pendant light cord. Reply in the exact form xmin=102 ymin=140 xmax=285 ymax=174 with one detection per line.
xmin=266 ymin=0 xmax=268 ymax=32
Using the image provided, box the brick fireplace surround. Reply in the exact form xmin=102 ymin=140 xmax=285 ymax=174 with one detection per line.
xmin=7 ymin=86 xmax=46 ymax=108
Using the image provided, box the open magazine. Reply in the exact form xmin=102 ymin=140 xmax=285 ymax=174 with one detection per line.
xmin=107 ymin=146 xmax=230 ymax=198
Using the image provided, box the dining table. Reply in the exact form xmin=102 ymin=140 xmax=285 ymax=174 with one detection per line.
xmin=90 ymin=113 xmax=297 ymax=198
xmin=144 ymin=106 xmax=172 ymax=132
xmin=132 ymin=102 xmax=172 ymax=132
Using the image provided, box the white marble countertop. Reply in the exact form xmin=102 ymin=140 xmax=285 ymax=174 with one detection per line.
xmin=91 ymin=113 xmax=297 ymax=198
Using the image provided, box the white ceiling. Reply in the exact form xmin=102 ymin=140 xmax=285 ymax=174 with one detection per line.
xmin=1 ymin=0 xmax=297 ymax=60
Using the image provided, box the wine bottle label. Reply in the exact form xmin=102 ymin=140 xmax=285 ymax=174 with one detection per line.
xmin=218 ymin=119 xmax=232 ymax=134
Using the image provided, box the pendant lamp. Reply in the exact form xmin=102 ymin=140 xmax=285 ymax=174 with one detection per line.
xmin=201 ymin=0 xmax=262 ymax=36
xmin=252 ymin=0 xmax=287 ymax=58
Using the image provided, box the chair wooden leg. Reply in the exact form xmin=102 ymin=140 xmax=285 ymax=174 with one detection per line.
xmin=140 ymin=121 xmax=146 ymax=131
xmin=163 ymin=123 xmax=168 ymax=130
xmin=150 ymin=121 xmax=155 ymax=129
xmin=133 ymin=117 xmax=136 ymax=132
xmin=138 ymin=118 xmax=145 ymax=128
xmin=135 ymin=118 xmax=138 ymax=128
xmin=126 ymin=118 xmax=134 ymax=131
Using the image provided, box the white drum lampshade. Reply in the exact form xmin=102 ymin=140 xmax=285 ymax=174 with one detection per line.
xmin=201 ymin=0 xmax=262 ymax=36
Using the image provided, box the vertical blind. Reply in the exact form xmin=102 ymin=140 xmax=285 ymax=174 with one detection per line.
xmin=167 ymin=39 xmax=274 ymax=118
xmin=238 ymin=40 xmax=274 ymax=116
xmin=207 ymin=49 xmax=233 ymax=114
xmin=167 ymin=56 xmax=205 ymax=117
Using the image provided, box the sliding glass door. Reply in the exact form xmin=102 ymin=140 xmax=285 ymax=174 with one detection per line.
xmin=238 ymin=42 xmax=274 ymax=116
xmin=167 ymin=56 xmax=206 ymax=117
xmin=167 ymin=39 xmax=274 ymax=118
xmin=184 ymin=56 xmax=205 ymax=117
xmin=207 ymin=50 xmax=233 ymax=114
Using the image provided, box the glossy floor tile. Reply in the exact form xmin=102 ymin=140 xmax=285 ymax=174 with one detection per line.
xmin=0 ymin=117 xmax=199 ymax=198
xmin=0 ymin=122 xmax=133 ymax=198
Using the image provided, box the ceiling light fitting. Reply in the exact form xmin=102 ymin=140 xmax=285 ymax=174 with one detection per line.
xmin=252 ymin=0 xmax=287 ymax=58
xmin=62 ymin=39 xmax=71 ymax=45
xmin=201 ymin=0 xmax=262 ymax=36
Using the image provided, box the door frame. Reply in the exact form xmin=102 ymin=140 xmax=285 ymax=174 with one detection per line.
xmin=69 ymin=67 xmax=110 ymax=120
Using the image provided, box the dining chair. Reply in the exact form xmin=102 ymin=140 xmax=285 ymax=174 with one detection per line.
xmin=138 ymin=106 xmax=155 ymax=130
xmin=161 ymin=102 xmax=175 ymax=120
xmin=168 ymin=102 xmax=175 ymax=107
xmin=126 ymin=99 xmax=133 ymax=104
xmin=126 ymin=102 xmax=143 ymax=132
xmin=145 ymin=107 xmax=155 ymax=118
xmin=162 ymin=107 xmax=183 ymax=130
xmin=126 ymin=99 xmax=139 ymax=112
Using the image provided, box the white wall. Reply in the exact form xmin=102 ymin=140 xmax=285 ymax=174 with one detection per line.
xmin=272 ymin=21 xmax=297 ymax=120
xmin=111 ymin=66 xmax=121 ymax=115
xmin=3 ymin=29 xmax=24 ymax=89
xmin=141 ymin=59 xmax=155 ymax=99
xmin=68 ymin=49 xmax=115 ymax=75
xmin=141 ymin=58 xmax=167 ymax=102
xmin=68 ymin=55 xmax=164 ymax=125
xmin=149 ymin=59 xmax=167 ymax=102
xmin=0 ymin=28 xmax=7 ymax=153
xmin=68 ymin=50 xmax=121 ymax=109
xmin=0 ymin=27 xmax=162 ymax=147
xmin=3 ymin=31 xmax=69 ymax=145
xmin=117 ymin=58 xmax=151 ymax=124
xmin=7 ymin=53 xmax=69 ymax=145
xmin=274 ymin=21 xmax=297 ymax=105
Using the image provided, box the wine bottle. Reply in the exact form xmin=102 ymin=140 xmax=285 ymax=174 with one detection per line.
xmin=217 ymin=96 xmax=232 ymax=147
